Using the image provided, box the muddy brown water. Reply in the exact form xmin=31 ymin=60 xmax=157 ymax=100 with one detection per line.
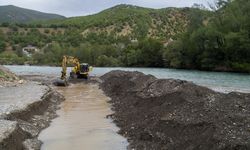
xmin=38 ymin=83 xmax=128 ymax=150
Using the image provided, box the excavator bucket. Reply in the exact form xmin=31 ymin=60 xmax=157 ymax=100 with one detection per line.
xmin=53 ymin=78 xmax=68 ymax=86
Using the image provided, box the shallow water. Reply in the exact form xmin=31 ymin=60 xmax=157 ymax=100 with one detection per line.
xmin=5 ymin=65 xmax=250 ymax=93
xmin=38 ymin=83 xmax=128 ymax=150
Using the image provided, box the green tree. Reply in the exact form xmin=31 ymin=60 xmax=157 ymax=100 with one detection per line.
xmin=96 ymin=55 xmax=120 ymax=67
xmin=0 ymin=30 xmax=6 ymax=53
xmin=137 ymin=38 xmax=164 ymax=67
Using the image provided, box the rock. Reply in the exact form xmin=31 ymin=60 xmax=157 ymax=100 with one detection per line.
xmin=0 ymin=120 xmax=17 ymax=143
xmin=18 ymin=80 xmax=24 ymax=84
xmin=18 ymin=120 xmax=39 ymax=137
xmin=23 ymin=138 xmax=42 ymax=150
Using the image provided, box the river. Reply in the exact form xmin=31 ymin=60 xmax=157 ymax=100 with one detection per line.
xmin=5 ymin=65 xmax=250 ymax=93
xmin=4 ymin=65 xmax=250 ymax=149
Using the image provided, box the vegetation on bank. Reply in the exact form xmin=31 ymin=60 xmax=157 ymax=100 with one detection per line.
xmin=0 ymin=5 xmax=204 ymax=66
xmin=0 ymin=65 xmax=19 ymax=81
xmin=165 ymin=0 xmax=250 ymax=72
xmin=0 ymin=0 xmax=249 ymax=73
xmin=0 ymin=70 xmax=6 ymax=78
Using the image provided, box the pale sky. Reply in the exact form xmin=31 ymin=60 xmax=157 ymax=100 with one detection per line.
xmin=0 ymin=0 xmax=215 ymax=17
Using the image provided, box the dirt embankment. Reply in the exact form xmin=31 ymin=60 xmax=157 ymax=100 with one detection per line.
xmin=0 ymin=89 xmax=64 ymax=150
xmin=100 ymin=70 xmax=250 ymax=150
xmin=0 ymin=66 xmax=65 ymax=150
xmin=0 ymin=86 xmax=65 ymax=150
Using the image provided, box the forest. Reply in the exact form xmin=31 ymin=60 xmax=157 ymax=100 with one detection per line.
xmin=165 ymin=0 xmax=250 ymax=72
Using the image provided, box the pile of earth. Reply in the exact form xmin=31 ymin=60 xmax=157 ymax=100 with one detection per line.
xmin=100 ymin=70 xmax=250 ymax=150
xmin=0 ymin=65 xmax=24 ymax=87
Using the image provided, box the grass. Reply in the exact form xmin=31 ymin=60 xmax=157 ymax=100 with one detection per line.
xmin=0 ymin=70 xmax=6 ymax=78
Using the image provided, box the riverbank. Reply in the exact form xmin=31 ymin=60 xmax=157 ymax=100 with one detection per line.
xmin=0 ymin=65 xmax=23 ymax=87
xmin=0 ymin=66 xmax=65 ymax=150
xmin=100 ymin=70 xmax=250 ymax=150
xmin=0 ymin=82 xmax=65 ymax=150
xmin=2 ymin=66 xmax=250 ymax=149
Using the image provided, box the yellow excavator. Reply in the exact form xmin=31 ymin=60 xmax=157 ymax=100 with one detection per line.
xmin=55 ymin=55 xmax=92 ymax=86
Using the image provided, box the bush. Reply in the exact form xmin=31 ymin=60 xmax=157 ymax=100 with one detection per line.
xmin=231 ymin=62 xmax=250 ymax=73
xmin=44 ymin=29 xmax=50 ymax=34
xmin=96 ymin=55 xmax=120 ymax=67
xmin=0 ymin=52 xmax=26 ymax=65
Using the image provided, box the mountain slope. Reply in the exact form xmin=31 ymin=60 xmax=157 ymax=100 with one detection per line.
xmin=0 ymin=5 xmax=65 ymax=23
xmin=43 ymin=4 xmax=211 ymax=40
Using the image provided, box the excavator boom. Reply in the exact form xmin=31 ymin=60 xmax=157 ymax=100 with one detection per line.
xmin=61 ymin=55 xmax=80 ymax=80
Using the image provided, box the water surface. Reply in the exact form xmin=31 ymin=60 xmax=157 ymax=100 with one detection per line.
xmin=38 ymin=83 xmax=128 ymax=150
xmin=5 ymin=65 xmax=250 ymax=93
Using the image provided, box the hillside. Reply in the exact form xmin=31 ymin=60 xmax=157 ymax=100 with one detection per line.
xmin=0 ymin=5 xmax=65 ymax=23
xmin=0 ymin=4 xmax=214 ymax=69
xmin=0 ymin=2 xmax=249 ymax=72
xmin=42 ymin=4 xmax=211 ymax=40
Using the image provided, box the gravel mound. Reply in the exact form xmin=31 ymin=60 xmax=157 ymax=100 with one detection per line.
xmin=100 ymin=70 xmax=250 ymax=150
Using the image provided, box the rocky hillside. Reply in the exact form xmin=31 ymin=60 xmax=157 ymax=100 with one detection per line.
xmin=42 ymin=4 xmax=211 ymax=40
xmin=0 ymin=5 xmax=65 ymax=23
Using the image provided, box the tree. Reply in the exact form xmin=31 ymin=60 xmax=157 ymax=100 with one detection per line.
xmin=137 ymin=38 xmax=164 ymax=67
xmin=96 ymin=55 xmax=120 ymax=67
xmin=0 ymin=30 xmax=6 ymax=53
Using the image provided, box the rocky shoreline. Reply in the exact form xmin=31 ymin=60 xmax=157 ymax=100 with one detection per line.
xmin=100 ymin=70 xmax=250 ymax=150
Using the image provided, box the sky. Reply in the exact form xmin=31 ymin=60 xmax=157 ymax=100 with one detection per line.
xmin=0 ymin=0 xmax=215 ymax=17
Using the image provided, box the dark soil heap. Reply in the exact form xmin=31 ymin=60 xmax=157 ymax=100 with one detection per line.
xmin=100 ymin=70 xmax=250 ymax=150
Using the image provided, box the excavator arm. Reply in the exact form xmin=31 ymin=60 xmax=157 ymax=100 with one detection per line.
xmin=60 ymin=55 xmax=80 ymax=80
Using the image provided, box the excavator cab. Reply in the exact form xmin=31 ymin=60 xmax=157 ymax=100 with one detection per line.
xmin=70 ymin=63 xmax=90 ymax=79
xmin=80 ymin=63 xmax=89 ymax=73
